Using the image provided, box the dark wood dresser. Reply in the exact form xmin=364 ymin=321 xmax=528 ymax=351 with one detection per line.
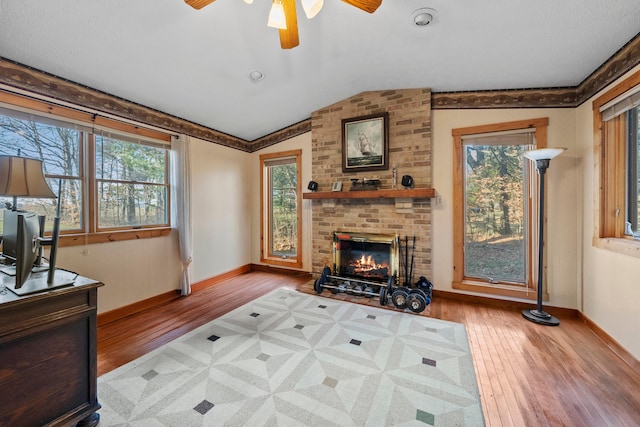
xmin=0 ymin=273 xmax=103 ymax=427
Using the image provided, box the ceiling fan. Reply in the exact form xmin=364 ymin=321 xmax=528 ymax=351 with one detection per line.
xmin=184 ymin=0 xmax=383 ymax=49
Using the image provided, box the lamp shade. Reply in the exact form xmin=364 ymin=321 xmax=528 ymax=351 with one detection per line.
xmin=301 ymin=0 xmax=323 ymax=19
xmin=0 ymin=155 xmax=56 ymax=198
xmin=267 ymin=0 xmax=287 ymax=29
xmin=523 ymin=148 xmax=566 ymax=161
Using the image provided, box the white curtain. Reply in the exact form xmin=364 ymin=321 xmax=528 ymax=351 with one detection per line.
xmin=171 ymin=135 xmax=193 ymax=296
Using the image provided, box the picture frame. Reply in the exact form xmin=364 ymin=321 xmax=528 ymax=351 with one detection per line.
xmin=332 ymin=181 xmax=343 ymax=192
xmin=341 ymin=112 xmax=389 ymax=173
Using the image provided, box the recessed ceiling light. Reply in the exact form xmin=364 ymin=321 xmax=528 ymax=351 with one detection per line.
xmin=410 ymin=8 xmax=437 ymax=27
xmin=249 ymin=70 xmax=264 ymax=82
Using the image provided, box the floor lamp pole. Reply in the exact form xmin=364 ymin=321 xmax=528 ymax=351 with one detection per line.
xmin=522 ymin=148 xmax=565 ymax=326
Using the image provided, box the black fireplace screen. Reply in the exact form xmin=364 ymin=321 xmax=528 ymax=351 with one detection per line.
xmin=333 ymin=232 xmax=399 ymax=282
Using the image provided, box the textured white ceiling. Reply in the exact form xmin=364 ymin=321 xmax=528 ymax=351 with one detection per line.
xmin=0 ymin=0 xmax=639 ymax=140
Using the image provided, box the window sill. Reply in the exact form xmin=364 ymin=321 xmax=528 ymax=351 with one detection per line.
xmin=592 ymin=236 xmax=640 ymax=259
xmin=59 ymin=227 xmax=172 ymax=247
xmin=261 ymin=257 xmax=303 ymax=269
xmin=453 ymin=280 xmax=541 ymax=301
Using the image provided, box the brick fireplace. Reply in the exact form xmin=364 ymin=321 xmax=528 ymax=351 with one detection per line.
xmin=307 ymin=88 xmax=433 ymax=283
xmin=333 ymin=231 xmax=399 ymax=282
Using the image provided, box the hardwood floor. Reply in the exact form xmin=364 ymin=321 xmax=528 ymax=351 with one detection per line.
xmin=98 ymin=271 xmax=640 ymax=426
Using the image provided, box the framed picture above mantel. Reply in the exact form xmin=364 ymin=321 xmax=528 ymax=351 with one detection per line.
xmin=342 ymin=112 xmax=389 ymax=172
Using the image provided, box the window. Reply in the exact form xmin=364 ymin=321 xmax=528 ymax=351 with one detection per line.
xmin=0 ymin=107 xmax=84 ymax=232
xmin=593 ymin=69 xmax=640 ymax=256
xmin=626 ymin=107 xmax=640 ymax=236
xmin=452 ymin=118 xmax=549 ymax=299
xmin=0 ymin=91 xmax=171 ymax=245
xmin=95 ymin=134 xmax=168 ymax=230
xmin=260 ymin=150 xmax=302 ymax=268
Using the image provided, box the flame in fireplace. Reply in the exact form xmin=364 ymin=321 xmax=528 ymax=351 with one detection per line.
xmin=333 ymin=232 xmax=398 ymax=281
xmin=352 ymin=253 xmax=388 ymax=274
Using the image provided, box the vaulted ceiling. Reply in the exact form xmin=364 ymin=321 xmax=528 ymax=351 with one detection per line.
xmin=0 ymin=0 xmax=639 ymax=148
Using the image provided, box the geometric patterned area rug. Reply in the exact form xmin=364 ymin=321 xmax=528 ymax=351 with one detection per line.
xmin=97 ymin=288 xmax=485 ymax=426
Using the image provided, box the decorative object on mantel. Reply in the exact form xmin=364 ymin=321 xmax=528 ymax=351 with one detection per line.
xmin=342 ymin=112 xmax=389 ymax=172
xmin=307 ymin=180 xmax=318 ymax=192
xmin=183 ymin=0 xmax=382 ymax=50
xmin=522 ymin=147 xmax=566 ymax=326
xmin=302 ymin=187 xmax=436 ymax=200
xmin=401 ymin=174 xmax=414 ymax=189
xmin=392 ymin=163 xmax=398 ymax=189
xmin=349 ymin=178 xmax=381 ymax=191
xmin=331 ymin=181 xmax=343 ymax=191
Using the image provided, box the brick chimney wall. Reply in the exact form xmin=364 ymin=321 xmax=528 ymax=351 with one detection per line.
xmin=309 ymin=88 xmax=433 ymax=283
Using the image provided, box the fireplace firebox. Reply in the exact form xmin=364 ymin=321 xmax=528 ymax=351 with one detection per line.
xmin=333 ymin=232 xmax=399 ymax=282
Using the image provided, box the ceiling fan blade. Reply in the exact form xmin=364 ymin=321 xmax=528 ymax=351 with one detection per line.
xmin=279 ymin=0 xmax=299 ymax=49
xmin=184 ymin=0 xmax=216 ymax=10
xmin=341 ymin=0 xmax=382 ymax=14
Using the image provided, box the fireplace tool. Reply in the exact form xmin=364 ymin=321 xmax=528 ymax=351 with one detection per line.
xmin=398 ymin=235 xmax=417 ymax=286
xmin=409 ymin=235 xmax=416 ymax=285
xmin=390 ymin=235 xmax=431 ymax=313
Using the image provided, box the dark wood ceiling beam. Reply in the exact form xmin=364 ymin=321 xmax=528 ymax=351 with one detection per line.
xmin=0 ymin=57 xmax=251 ymax=152
xmin=250 ymin=119 xmax=312 ymax=152
xmin=431 ymin=88 xmax=577 ymax=109
xmin=432 ymin=32 xmax=640 ymax=110
xmin=576 ymin=32 xmax=640 ymax=105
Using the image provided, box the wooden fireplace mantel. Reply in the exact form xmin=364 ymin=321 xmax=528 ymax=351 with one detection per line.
xmin=302 ymin=188 xmax=436 ymax=200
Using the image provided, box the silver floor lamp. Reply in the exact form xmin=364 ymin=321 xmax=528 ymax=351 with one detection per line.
xmin=522 ymin=147 xmax=566 ymax=326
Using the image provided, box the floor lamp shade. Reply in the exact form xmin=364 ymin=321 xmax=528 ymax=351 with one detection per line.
xmin=522 ymin=147 xmax=566 ymax=326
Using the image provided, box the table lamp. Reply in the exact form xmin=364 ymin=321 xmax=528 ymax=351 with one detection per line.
xmin=0 ymin=155 xmax=56 ymax=209
xmin=0 ymin=154 xmax=63 ymax=293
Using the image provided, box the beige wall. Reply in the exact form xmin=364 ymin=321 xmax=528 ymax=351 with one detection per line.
xmin=577 ymin=64 xmax=640 ymax=360
xmin=431 ymin=108 xmax=579 ymax=309
xmin=250 ymin=132 xmax=313 ymax=271
xmin=56 ymin=233 xmax=181 ymax=314
xmin=190 ymin=137 xmax=253 ymax=283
